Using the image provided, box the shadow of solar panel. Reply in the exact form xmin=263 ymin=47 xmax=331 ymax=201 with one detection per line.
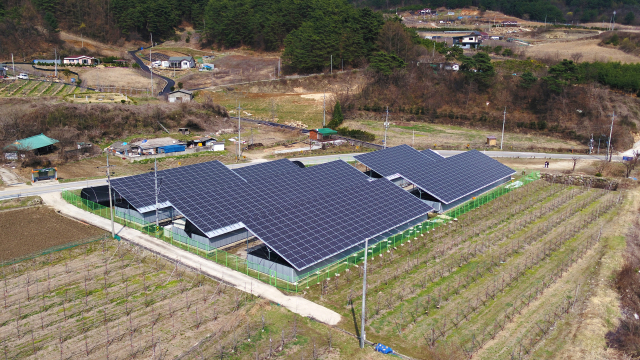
xmin=244 ymin=177 xmax=433 ymax=270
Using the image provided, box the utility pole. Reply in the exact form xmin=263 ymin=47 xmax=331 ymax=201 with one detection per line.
xmin=154 ymin=157 xmax=159 ymax=228
xmin=11 ymin=53 xmax=14 ymax=77
xmin=412 ymin=130 xmax=415 ymax=148
xmin=612 ymin=11 xmax=616 ymax=31
xmin=384 ymin=106 xmax=390 ymax=149
xmin=150 ymin=44 xmax=153 ymax=96
xmin=608 ymin=112 xmax=615 ymax=162
xmin=330 ymin=55 xmax=332 ymax=74
xmin=97 ymin=152 xmax=116 ymax=238
xmin=323 ymin=92 xmax=326 ymax=127
xmin=500 ymin=107 xmax=506 ymax=150
xmin=278 ymin=58 xmax=281 ymax=78
xmin=54 ymin=48 xmax=57 ymax=78
xmin=359 ymin=238 xmax=369 ymax=349
xmin=81 ymin=33 xmax=83 ymax=48
xmin=237 ymin=104 xmax=243 ymax=162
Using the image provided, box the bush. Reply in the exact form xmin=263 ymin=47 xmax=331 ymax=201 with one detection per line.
xmin=337 ymin=127 xmax=375 ymax=142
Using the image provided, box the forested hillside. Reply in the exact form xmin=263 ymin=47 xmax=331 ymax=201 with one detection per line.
xmin=1 ymin=0 xmax=636 ymax=60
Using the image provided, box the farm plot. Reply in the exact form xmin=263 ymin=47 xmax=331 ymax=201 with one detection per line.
xmin=300 ymin=180 xmax=624 ymax=358
xmin=0 ymin=239 xmax=378 ymax=360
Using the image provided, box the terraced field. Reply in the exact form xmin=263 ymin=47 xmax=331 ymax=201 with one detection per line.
xmin=0 ymin=80 xmax=86 ymax=97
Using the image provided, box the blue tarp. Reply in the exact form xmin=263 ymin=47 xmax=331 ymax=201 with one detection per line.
xmin=374 ymin=343 xmax=393 ymax=354
xmin=157 ymin=145 xmax=186 ymax=154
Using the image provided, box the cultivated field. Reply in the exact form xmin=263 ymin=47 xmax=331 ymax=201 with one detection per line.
xmin=298 ymin=180 xmax=624 ymax=358
xmin=180 ymin=55 xmax=280 ymax=89
xmin=0 ymin=238 xmax=384 ymax=360
xmin=0 ymin=80 xmax=85 ymax=98
xmin=0 ymin=207 xmax=106 ymax=261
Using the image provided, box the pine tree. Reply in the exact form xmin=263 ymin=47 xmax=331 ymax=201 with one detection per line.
xmin=327 ymin=102 xmax=343 ymax=129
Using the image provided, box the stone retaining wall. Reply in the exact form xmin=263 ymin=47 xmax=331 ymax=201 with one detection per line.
xmin=541 ymin=173 xmax=618 ymax=190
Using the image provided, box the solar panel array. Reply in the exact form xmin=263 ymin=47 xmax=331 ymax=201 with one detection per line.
xmin=355 ymin=146 xmax=516 ymax=204
xmin=108 ymin=158 xmax=433 ymax=270
xmin=232 ymin=158 xmax=301 ymax=182
xmin=421 ymin=149 xmax=445 ymax=161
xmin=355 ymin=145 xmax=433 ymax=177
xmin=245 ymin=177 xmax=432 ymax=270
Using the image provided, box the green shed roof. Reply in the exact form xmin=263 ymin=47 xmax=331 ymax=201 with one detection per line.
xmin=3 ymin=134 xmax=59 ymax=151
xmin=316 ymin=128 xmax=338 ymax=135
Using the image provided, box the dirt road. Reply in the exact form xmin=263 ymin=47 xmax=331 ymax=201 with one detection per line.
xmin=40 ymin=192 xmax=342 ymax=325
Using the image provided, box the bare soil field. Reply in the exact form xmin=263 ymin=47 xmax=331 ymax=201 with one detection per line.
xmin=0 ymin=206 xmax=105 ymax=261
xmin=524 ymin=39 xmax=640 ymax=63
xmin=181 ymin=54 xmax=279 ymax=89
xmin=77 ymin=67 xmax=165 ymax=90
xmin=59 ymin=31 xmax=129 ymax=58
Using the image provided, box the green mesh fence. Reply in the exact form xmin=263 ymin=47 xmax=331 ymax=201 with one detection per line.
xmin=61 ymin=171 xmax=539 ymax=293
xmin=1 ymin=234 xmax=108 ymax=267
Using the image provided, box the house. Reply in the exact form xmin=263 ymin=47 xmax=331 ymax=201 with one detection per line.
xmin=487 ymin=136 xmax=497 ymax=146
xmin=63 ymin=55 xmax=97 ymax=65
xmin=188 ymin=137 xmax=225 ymax=151
xmin=108 ymin=141 xmax=132 ymax=156
xmin=168 ymin=56 xmax=195 ymax=69
xmin=3 ymin=133 xmax=59 ymax=157
xmin=452 ymin=32 xmax=483 ymax=49
xmin=168 ymin=89 xmax=193 ymax=103
xmin=502 ymin=21 xmax=518 ymax=27
xmin=130 ymin=137 xmax=185 ymax=156
xmin=309 ymin=128 xmax=338 ymax=142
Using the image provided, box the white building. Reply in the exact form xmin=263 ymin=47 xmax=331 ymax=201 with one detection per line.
xmin=168 ymin=56 xmax=195 ymax=69
xmin=168 ymin=89 xmax=193 ymax=103
xmin=63 ymin=55 xmax=97 ymax=65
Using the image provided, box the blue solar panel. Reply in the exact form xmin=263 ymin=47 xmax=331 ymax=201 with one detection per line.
xmin=232 ymin=159 xmax=301 ymax=182
xmin=108 ymin=158 xmax=434 ymax=270
xmin=355 ymin=145 xmax=433 ymax=177
xmin=244 ymin=177 xmax=433 ymax=270
xmin=355 ymin=146 xmax=515 ymax=204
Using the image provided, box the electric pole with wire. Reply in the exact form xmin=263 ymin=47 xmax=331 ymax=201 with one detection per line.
xmin=237 ymin=104 xmax=243 ymax=161
xmin=97 ymin=152 xmax=116 ymax=238
xmin=150 ymin=42 xmax=154 ymax=96
xmin=383 ymin=106 xmax=390 ymax=149
xmin=608 ymin=112 xmax=615 ymax=162
xmin=323 ymin=92 xmax=326 ymax=127
xmin=360 ymin=238 xmax=369 ymax=349
xmin=154 ymin=157 xmax=160 ymax=228
xmin=500 ymin=107 xmax=506 ymax=150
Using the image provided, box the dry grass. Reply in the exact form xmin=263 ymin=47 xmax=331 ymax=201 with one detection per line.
xmin=77 ymin=68 xmax=165 ymax=90
xmin=524 ymin=39 xmax=640 ymax=63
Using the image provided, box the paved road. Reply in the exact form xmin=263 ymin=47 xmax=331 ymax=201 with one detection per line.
xmin=0 ymin=150 xmax=621 ymax=200
xmin=128 ymin=48 xmax=175 ymax=95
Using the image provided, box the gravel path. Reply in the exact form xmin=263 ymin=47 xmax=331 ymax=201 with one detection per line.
xmin=40 ymin=192 xmax=342 ymax=325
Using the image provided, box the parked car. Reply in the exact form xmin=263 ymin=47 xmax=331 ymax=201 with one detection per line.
xmin=17 ymin=73 xmax=29 ymax=80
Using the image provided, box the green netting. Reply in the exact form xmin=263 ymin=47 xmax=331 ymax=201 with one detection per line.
xmin=61 ymin=171 xmax=539 ymax=293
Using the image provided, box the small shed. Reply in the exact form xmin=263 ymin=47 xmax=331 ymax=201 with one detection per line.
xmin=486 ymin=135 xmax=497 ymax=147
xmin=179 ymin=128 xmax=190 ymax=135
xmin=3 ymin=133 xmax=59 ymax=156
xmin=310 ymin=128 xmax=338 ymax=141
xmin=168 ymin=89 xmax=193 ymax=103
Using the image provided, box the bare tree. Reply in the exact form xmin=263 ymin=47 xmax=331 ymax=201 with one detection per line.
xmin=570 ymin=52 xmax=584 ymax=63
xmin=571 ymin=156 xmax=579 ymax=172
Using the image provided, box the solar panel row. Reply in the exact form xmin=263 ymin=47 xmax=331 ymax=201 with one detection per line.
xmin=109 ymin=158 xmax=434 ymax=270
xmin=355 ymin=146 xmax=516 ymax=204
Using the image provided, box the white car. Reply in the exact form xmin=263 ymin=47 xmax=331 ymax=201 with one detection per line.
xmin=17 ymin=73 xmax=29 ymax=80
